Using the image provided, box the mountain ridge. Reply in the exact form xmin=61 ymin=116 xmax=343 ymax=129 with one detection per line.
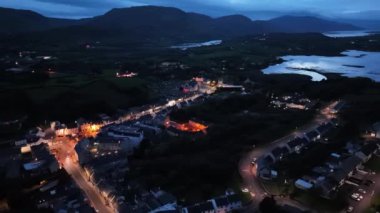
xmin=0 ymin=6 xmax=361 ymax=44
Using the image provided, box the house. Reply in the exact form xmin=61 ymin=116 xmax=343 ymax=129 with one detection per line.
xmin=106 ymin=125 xmax=144 ymax=146
xmin=24 ymin=143 xmax=59 ymax=174
xmin=51 ymin=121 xmax=78 ymax=137
xmin=355 ymin=142 xmax=380 ymax=162
xmin=295 ymin=179 xmax=313 ymax=190
xmin=325 ymin=153 xmax=342 ymax=169
xmin=331 ymin=101 xmax=345 ymax=114
xmin=269 ymin=146 xmax=289 ymax=161
xmin=316 ymin=122 xmax=334 ymax=136
xmin=75 ymin=139 xmax=91 ymax=165
xmin=329 ymin=156 xmax=362 ymax=186
xmin=212 ymin=197 xmax=229 ymax=213
xmin=151 ymin=189 xmax=177 ymax=206
xmin=305 ymin=130 xmax=320 ymax=142
xmin=226 ymin=194 xmax=242 ymax=210
xmin=183 ymin=201 xmax=215 ymax=213
xmin=285 ymin=137 xmax=308 ymax=153
xmin=369 ymin=122 xmax=380 ymax=139
xmin=345 ymin=142 xmax=362 ymax=155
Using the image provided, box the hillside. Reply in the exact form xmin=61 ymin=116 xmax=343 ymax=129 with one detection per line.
xmin=0 ymin=7 xmax=77 ymax=34
xmin=0 ymin=6 xmax=361 ymax=46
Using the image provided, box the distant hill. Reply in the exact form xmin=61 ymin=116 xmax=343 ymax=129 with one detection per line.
xmin=0 ymin=7 xmax=77 ymax=34
xmin=265 ymin=16 xmax=361 ymax=33
xmin=0 ymin=6 xmax=361 ymax=45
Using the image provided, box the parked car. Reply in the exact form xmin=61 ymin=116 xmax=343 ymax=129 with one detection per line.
xmin=351 ymin=193 xmax=363 ymax=201
xmin=346 ymin=206 xmax=354 ymax=212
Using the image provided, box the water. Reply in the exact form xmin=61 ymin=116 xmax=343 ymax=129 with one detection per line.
xmin=171 ymin=40 xmax=222 ymax=50
xmin=323 ymin=31 xmax=374 ymax=38
xmin=262 ymin=50 xmax=380 ymax=82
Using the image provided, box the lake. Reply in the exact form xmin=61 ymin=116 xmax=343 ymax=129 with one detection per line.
xmin=323 ymin=31 xmax=375 ymax=38
xmin=262 ymin=50 xmax=380 ymax=82
xmin=171 ymin=40 xmax=222 ymax=50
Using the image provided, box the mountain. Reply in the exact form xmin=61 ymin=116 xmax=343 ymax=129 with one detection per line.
xmin=337 ymin=19 xmax=380 ymax=30
xmin=0 ymin=7 xmax=77 ymax=34
xmin=265 ymin=16 xmax=361 ymax=33
xmin=0 ymin=6 xmax=362 ymax=45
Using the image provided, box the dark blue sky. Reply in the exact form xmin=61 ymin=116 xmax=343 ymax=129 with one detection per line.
xmin=1 ymin=0 xmax=379 ymax=19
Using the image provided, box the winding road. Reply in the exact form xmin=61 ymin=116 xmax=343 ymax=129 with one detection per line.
xmin=239 ymin=101 xmax=339 ymax=211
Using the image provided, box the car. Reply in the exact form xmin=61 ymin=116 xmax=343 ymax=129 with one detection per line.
xmin=346 ymin=206 xmax=354 ymax=212
xmin=358 ymin=188 xmax=367 ymax=194
xmin=241 ymin=188 xmax=249 ymax=193
xmin=351 ymin=193 xmax=363 ymax=201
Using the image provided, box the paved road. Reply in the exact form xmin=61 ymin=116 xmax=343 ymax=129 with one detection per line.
xmin=239 ymin=101 xmax=339 ymax=211
xmin=64 ymin=157 xmax=113 ymax=213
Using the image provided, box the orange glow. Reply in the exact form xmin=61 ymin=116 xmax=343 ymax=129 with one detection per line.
xmin=80 ymin=123 xmax=102 ymax=137
xmin=165 ymin=117 xmax=207 ymax=133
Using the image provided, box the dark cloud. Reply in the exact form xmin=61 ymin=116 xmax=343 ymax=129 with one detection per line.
xmin=1 ymin=0 xmax=379 ymax=19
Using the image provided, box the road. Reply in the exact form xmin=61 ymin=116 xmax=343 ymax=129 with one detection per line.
xmin=239 ymin=101 xmax=339 ymax=211
xmin=116 ymin=93 xmax=203 ymax=123
xmin=64 ymin=157 xmax=113 ymax=213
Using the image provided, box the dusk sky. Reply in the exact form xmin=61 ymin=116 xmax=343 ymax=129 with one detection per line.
xmin=0 ymin=0 xmax=379 ymax=19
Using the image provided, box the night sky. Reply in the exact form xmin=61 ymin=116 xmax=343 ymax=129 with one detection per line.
xmin=0 ymin=0 xmax=379 ymax=19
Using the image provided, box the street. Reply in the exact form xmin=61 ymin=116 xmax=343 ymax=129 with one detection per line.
xmin=64 ymin=157 xmax=113 ymax=213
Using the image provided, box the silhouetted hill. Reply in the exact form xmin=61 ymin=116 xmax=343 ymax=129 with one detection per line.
xmin=266 ymin=16 xmax=361 ymax=33
xmin=0 ymin=6 xmax=361 ymax=46
xmin=0 ymin=7 xmax=77 ymax=34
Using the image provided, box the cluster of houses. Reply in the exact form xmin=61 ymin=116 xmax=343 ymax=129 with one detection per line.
xmin=75 ymin=123 xmax=146 ymax=165
xmin=270 ymin=93 xmax=316 ymax=110
xmin=33 ymin=178 xmax=93 ymax=212
xmin=295 ymin=141 xmax=380 ymax=199
xmin=182 ymin=192 xmax=243 ymax=213
xmin=82 ymin=152 xmax=179 ymax=213
xmin=260 ymin=119 xmax=338 ymax=179
xmin=22 ymin=143 xmax=60 ymax=175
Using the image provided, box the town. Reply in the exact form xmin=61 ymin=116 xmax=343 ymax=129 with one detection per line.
xmin=1 ymin=2 xmax=380 ymax=213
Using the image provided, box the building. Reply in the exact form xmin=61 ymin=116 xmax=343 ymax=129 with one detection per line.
xmin=23 ymin=143 xmax=59 ymax=174
xmin=355 ymin=142 xmax=380 ymax=162
xmin=316 ymin=122 xmax=334 ymax=136
xmin=106 ymin=125 xmax=144 ymax=147
xmin=268 ymin=146 xmax=289 ymax=161
xmin=183 ymin=201 xmax=215 ymax=213
xmin=329 ymin=156 xmax=362 ymax=187
xmin=75 ymin=139 xmax=91 ymax=165
xmin=183 ymin=193 xmax=242 ymax=213
xmin=285 ymin=137 xmax=308 ymax=153
xmin=305 ymin=130 xmax=320 ymax=142
xmin=295 ymin=179 xmax=314 ymax=190
xmin=368 ymin=122 xmax=380 ymax=139
xmin=51 ymin=121 xmax=78 ymax=137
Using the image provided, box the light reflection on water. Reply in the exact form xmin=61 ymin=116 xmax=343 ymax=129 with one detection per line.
xmin=262 ymin=50 xmax=380 ymax=82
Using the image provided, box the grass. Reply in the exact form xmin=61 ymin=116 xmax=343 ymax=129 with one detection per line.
xmin=261 ymin=179 xmax=294 ymax=196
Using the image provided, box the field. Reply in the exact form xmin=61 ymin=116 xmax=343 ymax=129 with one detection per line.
xmin=0 ymin=69 xmax=151 ymax=129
